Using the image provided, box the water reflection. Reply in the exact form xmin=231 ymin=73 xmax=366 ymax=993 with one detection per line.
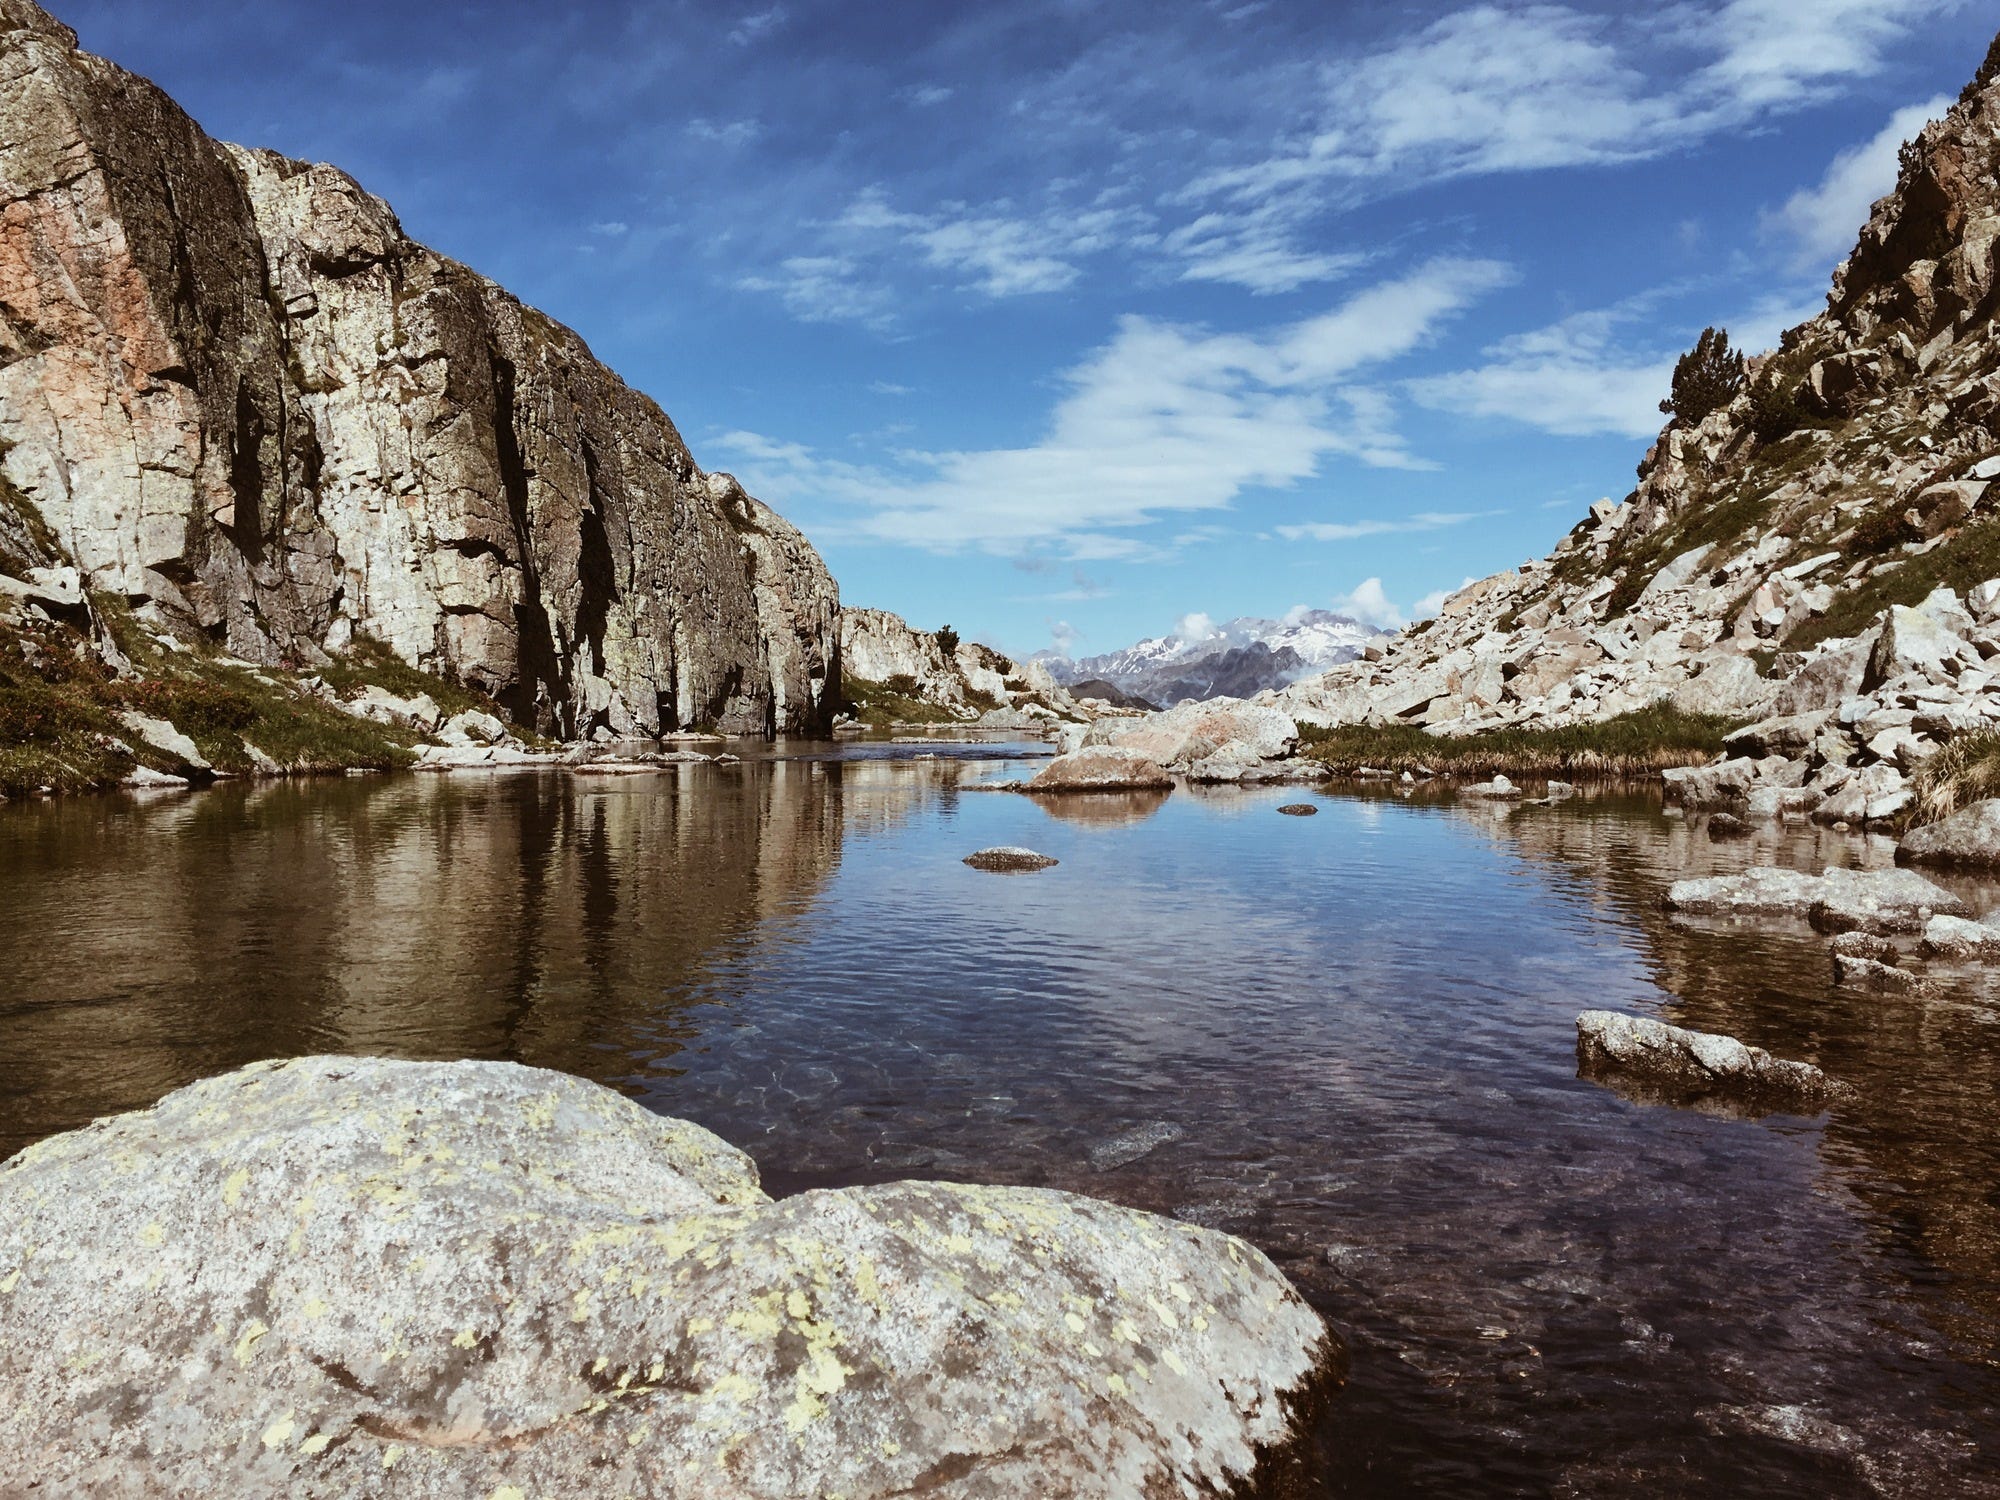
xmin=0 ymin=765 xmax=1997 ymax=1496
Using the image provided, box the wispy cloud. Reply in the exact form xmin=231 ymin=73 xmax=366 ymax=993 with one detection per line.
xmin=1765 ymin=94 xmax=1952 ymax=271
xmin=1183 ymin=1 xmax=1957 ymax=212
xmin=729 ymin=6 xmax=789 ymax=46
xmin=734 ymin=256 xmax=894 ymax=327
xmin=1277 ymin=510 xmax=1492 ymax=543
xmin=1409 ymin=304 xmax=1678 ymax=440
xmin=714 ymin=257 xmax=1510 ymax=553
xmin=686 ymin=117 xmax=762 ymax=147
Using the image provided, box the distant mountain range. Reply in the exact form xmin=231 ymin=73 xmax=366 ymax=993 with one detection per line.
xmin=1036 ymin=610 xmax=1385 ymax=705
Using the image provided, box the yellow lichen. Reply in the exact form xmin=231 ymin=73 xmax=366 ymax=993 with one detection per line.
xmin=222 ymin=1168 xmax=250 ymax=1207
xmin=234 ymin=1321 xmax=270 ymax=1366
xmin=300 ymin=1432 xmax=333 ymax=1456
xmin=260 ymin=1412 xmax=295 ymax=1449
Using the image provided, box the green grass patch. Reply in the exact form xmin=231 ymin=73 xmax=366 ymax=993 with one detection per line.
xmin=317 ymin=636 xmax=501 ymax=719
xmin=1785 ymin=512 xmax=2000 ymax=653
xmin=841 ymin=672 xmax=962 ymax=727
xmin=1297 ymin=704 xmax=1740 ymax=778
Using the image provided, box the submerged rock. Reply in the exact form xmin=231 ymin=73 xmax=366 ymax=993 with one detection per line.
xmin=963 ymin=847 xmax=1060 ymax=872
xmin=1087 ymin=1121 xmax=1188 ymax=1172
xmin=1898 ymin=799 xmax=2000 ymax=868
xmin=1832 ymin=952 xmax=1938 ymax=994
xmin=1028 ymin=746 xmax=1175 ymax=793
xmin=0 ymin=1057 xmax=1337 ymax=1499
xmin=1576 ymin=1011 xmax=1830 ymax=1109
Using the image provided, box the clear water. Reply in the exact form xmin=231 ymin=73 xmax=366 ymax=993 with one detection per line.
xmin=3 ymin=747 xmax=1998 ymax=1497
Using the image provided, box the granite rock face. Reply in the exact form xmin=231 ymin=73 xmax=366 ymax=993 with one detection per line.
xmin=0 ymin=1 xmax=837 ymax=739
xmin=0 ymin=1056 xmax=1339 ymax=1498
xmin=1029 ymin=745 xmax=1176 ymax=793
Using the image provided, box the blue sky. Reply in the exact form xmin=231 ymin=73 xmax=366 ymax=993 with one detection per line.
xmin=57 ymin=0 xmax=1996 ymax=659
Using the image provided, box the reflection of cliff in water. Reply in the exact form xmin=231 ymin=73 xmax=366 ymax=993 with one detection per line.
xmin=0 ymin=765 xmax=847 ymax=1153
xmin=1436 ymin=783 xmax=2000 ymax=1368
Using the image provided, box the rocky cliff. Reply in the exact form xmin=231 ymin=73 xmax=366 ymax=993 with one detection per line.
xmin=1288 ymin=34 xmax=2000 ymax=755
xmin=838 ymin=606 xmax=1078 ymax=724
xmin=0 ymin=0 xmax=837 ymax=740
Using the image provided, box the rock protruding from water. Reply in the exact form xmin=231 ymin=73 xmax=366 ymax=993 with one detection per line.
xmin=963 ymin=847 xmax=1060 ymax=872
xmin=1277 ymin=803 xmax=1319 ymax=816
xmin=1029 ymin=745 xmax=1175 ymax=792
xmin=1080 ymin=701 xmax=1299 ymax=783
xmin=1664 ymin=865 xmax=1968 ymax=933
xmin=0 ymin=1056 xmax=1338 ymax=1498
xmin=1899 ymin=799 xmax=2000 ymax=868
xmin=1576 ymin=1011 xmax=1830 ymax=1110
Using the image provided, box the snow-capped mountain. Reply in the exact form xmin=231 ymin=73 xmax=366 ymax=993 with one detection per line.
xmin=1036 ymin=610 xmax=1386 ymax=705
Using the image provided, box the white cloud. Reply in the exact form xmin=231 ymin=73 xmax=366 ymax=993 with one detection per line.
xmin=868 ymin=380 xmax=914 ymax=396
xmin=1766 ymin=95 xmax=1951 ymax=271
xmin=686 ymin=117 xmax=762 ymax=147
xmin=589 ymin=221 xmax=629 ymax=237
xmin=906 ymin=85 xmax=955 ymax=107
xmin=834 ymin=189 xmax=1142 ymax=299
xmin=1410 ymin=306 xmax=1676 ymax=439
xmin=1275 ymin=511 xmax=1489 ymax=543
xmin=1330 ymin=578 xmax=1404 ymax=631
xmin=729 ymin=6 xmax=788 ymax=45
xmin=1183 ymin=1 xmax=1954 ymax=213
xmin=734 ymin=256 xmax=893 ymax=327
xmin=713 ymin=257 xmax=1509 ymax=554
xmin=1176 ymin=611 xmax=1220 ymax=642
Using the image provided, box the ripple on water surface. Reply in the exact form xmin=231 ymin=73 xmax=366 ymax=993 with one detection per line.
xmin=2 ymin=756 xmax=1997 ymax=1497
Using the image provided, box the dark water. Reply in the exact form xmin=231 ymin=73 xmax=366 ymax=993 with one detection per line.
xmin=4 ymin=748 xmax=2000 ymax=1497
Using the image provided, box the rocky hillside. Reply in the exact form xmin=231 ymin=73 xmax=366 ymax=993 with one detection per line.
xmin=838 ymin=607 xmax=1079 ymax=726
xmin=0 ymin=0 xmax=837 ymax=742
xmin=1288 ymin=33 xmax=2000 ymax=752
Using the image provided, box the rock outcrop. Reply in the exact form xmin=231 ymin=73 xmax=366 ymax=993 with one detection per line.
xmin=0 ymin=1055 xmax=1339 ymax=1497
xmin=1899 ymin=796 xmax=2000 ymax=866
xmin=1082 ymin=700 xmax=1302 ymax=782
xmin=1576 ymin=1011 xmax=1832 ymax=1109
xmin=1263 ymin=35 xmax=2000 ymax=814
xmin=0 ymin=1 xmax=837 ymax=740
xmin=838 ymin=607 xmax=1077 ymax=725
xmin=1028 ymin=745 xmax=1176 ymax=793
xmin=1665 ymin=864 xmax=1968 ymax=933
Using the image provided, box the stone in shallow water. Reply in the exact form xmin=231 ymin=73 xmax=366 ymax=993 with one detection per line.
xmin=962 ymin=846 xmax=1060 ymax=872
xmin=1664 ymin=865 xmax=1967 ymax=934
xmin=1276 ymin=803 xmax=1319 ymax=817
xmin=1898 ymin=799 xmax=2000 ymax=868
xmin=1028 ymin=746 xmax=1175 ymax=793
xmin=0 ymin=1057 xmax=1336 ymax=1498
xmin=1088 ymin=1120 xmax=1188 ymax=1172
xmin=1576 ymin=1011 xmax=1830 ymax=1110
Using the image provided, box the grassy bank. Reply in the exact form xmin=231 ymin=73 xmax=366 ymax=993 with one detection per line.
xmin=1298 ymin=704 xmax=1739 ymax=778
xmin=1910 ymin=730 xmax=2000 ymax=826
xmin=0 ymin=600 xmax=511 ymax=799
xmin=840 ymin=671 xmax=995 ymax=729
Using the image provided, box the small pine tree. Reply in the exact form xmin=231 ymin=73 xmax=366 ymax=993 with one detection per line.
xmin=1659 ymin=327 xmax=1745 ymax=428
xmin=935 ymin=625 xmax=960 ymax=656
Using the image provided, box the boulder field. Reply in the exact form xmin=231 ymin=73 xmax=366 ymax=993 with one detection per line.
xmin=0 ymin=1057 xmax=1340 ymax=1498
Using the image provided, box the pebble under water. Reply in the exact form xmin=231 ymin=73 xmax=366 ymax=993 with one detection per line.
xmin=3 ymin=745 xmax=1998 ymax=1497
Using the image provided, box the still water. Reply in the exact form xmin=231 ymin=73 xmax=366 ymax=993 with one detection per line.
xmin=3 ymin=745 xmax=1998 ymax=1497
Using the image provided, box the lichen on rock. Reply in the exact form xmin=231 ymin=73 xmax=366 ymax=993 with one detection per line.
xmin=0 ymin=1055 xmax=1340 ymax=1498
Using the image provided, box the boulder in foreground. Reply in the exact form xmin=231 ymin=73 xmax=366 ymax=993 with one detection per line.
xmin=0 ymin=1057 xmax=1336 ymax=1499
xmin=1028 ymin=746 xmax=1175 ymax=793
xmin=963 ymin=847 xmax=1060 ymax=872
xmin=1576 ymin=1011 xmax=1830 ymax=1110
